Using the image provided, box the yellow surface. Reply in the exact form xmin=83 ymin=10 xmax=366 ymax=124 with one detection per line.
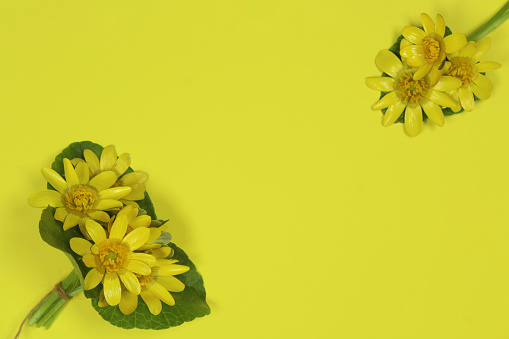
xmin=1 ymin=1 xmax=509 ymax=338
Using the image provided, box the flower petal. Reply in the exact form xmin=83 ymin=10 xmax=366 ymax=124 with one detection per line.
xmin=100 ymin=145 xmax=118 ymax=172
xmin=63 ymin=213 xmax=80 ymax=230
xmin=130 ymin=215 xmax=151 ymax=229
xmin=404 ymin=105 xmax=422 ymax=137
xmin=413 ymin=63 xmax=433 ymax=80
xmin=122 ymin=183 xmax=146 ymax=201
xmin=472 ymin=37 xmax=491 ymax=63
xmin=471 ymin=83 xmax=491 ymax=100
xmin=434 ymin=14 xmax=445 ymax=37
xmin=119 ymin=171 xmax=148 ymax=185
xmin=421 ymin=100 xmax=445 ymax=127
xmin=41 ymin=168 xmax=67 ymax=194
xmin=459 ymin=41 xmax=477 ymax=58
xmin=75 ymin=161 xmax=90 ymax=185
xmin=122 ymin=227 xmax=150 ymax=250
xmin=473 ymin=74 xmax=494 ymax=93
xmin=54 ymin=207 xmax=69 ymax=222
xmin=86 ymin=219 xmax=107 ymax=244
xmin=150 ymin=247 xmax=173 ymax=259
xmin=428 ymin=66 xmax=441 ymax=87
xmin=28 ymin=190 xmax=63 ymax=208
xmin=84 ymin=268 xmax=104 ymax=290
xmin=110 ymin=214 xmax=128 ymax=240
xmin=428 ymin=89 xmax=457 ymax=108
xmin=140 ymin=290 xmax=162 ymax=315
xmin=477 ymin=61 xmax=501 ymax=73
xmin=88 ymin=210 xmax=111 ymax=223
xmin=157 ymin=276 xmax=185 ymax=292
xmin=119 ymin=290 xmax=138 ymax=315
xmin=127 ymin=259 xmax=151 ymax=275
xmin=118 ymin=270 xmax=141 ymax=295
xmin=372 ymin=91 xmax=399 ymax=110
xmin=117 ymin=205 xmax=138 ymax=223
xmin=89 ymin=171 xmax=117 ymax=191
xmin=84 ymin=149 xmax=100 ymax=176
xmin=402 ymin=26 xmax=426 ymax=44
xmin=459 ymin=86 xmax=475 ymax=111
xmin=400 ymin=45 xmax=423 ymax=60
xmin=443 ymin=33 xmax=467 ymax=54
xmin=100 ymin=186 xmax=131 ymax=200
xmin=83 ymin=253 xmax=98 ymax=268
xmin=157 ymin=264 xmax=190 ymax=276
xmin=433 ymin=76 xmax=462 ymax=92
xmin=94 ymin=199 xmax=123 ymax=210
xmin=70 ymin=238 xmax=93 ymax=255
xmin=419 ymin=13 xmax=435 ymax=34
xmin=147 ymin=282 xmax=175 ymax=306
xmin=382 ymin=101 xmax=406 ymax=127
xmin=147 ymin=228 xmax=162 ymax=243
xmin=131 ymin=253 xmax=156 ymax=267
xmin=114 ymin=153 xmax=131 ymax=177
xmin=63 ymin=158 xmax=79 ymax=187
xmin=365 ymin=77 xmax=394 ymax=92
xmin=375 ymin=50 xmax=403 ymax=77
xmin=103 ymin=272 xmax=122 ymax=305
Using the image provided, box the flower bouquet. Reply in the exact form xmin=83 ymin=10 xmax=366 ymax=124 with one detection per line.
xmin=16 ymin=141 xmax=209 ymax=337
xmin=366 ymin=2 xmax=509 ymax=136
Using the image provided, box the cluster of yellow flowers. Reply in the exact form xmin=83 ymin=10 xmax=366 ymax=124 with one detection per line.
xmin=28 ymin=146 xmax=189 ymax=315
xmin=366 ymin=13 xmax=501 ymax=136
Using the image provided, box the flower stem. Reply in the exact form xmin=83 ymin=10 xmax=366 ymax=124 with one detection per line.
xmin=468 ymin=0 xmax=509 ymax=41
xmin=15 ymin=270 xmax=83 ymax=339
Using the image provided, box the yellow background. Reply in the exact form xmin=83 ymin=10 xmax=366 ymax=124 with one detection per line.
xmin=1 ymin=1 xmax=509 ymax=338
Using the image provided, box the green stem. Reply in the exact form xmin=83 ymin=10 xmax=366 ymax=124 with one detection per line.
xmin=468 ymin=0 xmax=509 ymax=41
xmin=15 ymin=270 xmax=83 ymax=338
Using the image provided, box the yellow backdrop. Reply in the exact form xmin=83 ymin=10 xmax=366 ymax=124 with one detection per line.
xmin=1 ymin=1 xmax=509 ymax=338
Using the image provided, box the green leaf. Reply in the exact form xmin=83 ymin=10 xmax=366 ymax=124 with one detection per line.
xmin=91 ymin=243 xmax=210 ymax=329
xmin=38 ymin=207 xmax=101 ymax=298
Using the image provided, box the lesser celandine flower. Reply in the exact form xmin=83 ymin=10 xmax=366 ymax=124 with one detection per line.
xmin=113 ymin=205 xmax=167 ymax=250
xmin=443 ymin=37 xmax=501 ymax=112
xmin=366 ymin=50 xmax=461 ymax=136
xmin=400 ymin=13 xmax=467 ymax=85
xmin=28 ymin=158 xmax=132 ymax=230
xmin=70 ymin=216 xmax=155 ymax=305
xmin=75 ymin=145 xmax=148 ymax=206
xmin=117 ymin=247 xmax=189 ymax=315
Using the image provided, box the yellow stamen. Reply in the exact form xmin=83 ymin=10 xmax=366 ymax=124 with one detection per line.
xmin=446 ymin=58 xmax=474 ymax=86
xmin=98 ymin=241 xmax=129 ymax=273
xmin=135 ymin=272 xmax=153 ymax=287
xmin=64 ymin=185 xmax=98 ymax=213
xmin=422 ymin=37 xmax=441 ymax=63
xmin=397 ymin=73 xmax=429 ymax=103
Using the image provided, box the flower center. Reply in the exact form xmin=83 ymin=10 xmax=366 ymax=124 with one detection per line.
xmin=422 ymin=37 xmax=441 ymax=63
xmin=64 ymin=185 xmax=98 ymax=215
xmin=135 ymin=272 xmax=153 ymax=287
xmin=98 ymin=241 xmax=130 ymax=273
xmin=446 ymin=58 xmax=474 ymax=86
xmin=397 ymin=73 xmax=429 ymax=103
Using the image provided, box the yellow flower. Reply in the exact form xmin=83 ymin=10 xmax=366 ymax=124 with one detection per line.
xmin=28 ymin=158 xmax=132 ymax=230
xmin=117 ymin=247 xmax=189 ymax=315
xmin=76 ymin=145 xmax=149 ymax=206
xmin=366 ymin=50 xmax=462 ymax=136
xmin=112 ymin=205 xmax=166 ymax=250
xmin=69 ymin=216 xmax=155 ymax=305
xmin=400 ymin=13 xmax=467 ymax=84
xmin=443 ymin=37 xmax=501 ymax=112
